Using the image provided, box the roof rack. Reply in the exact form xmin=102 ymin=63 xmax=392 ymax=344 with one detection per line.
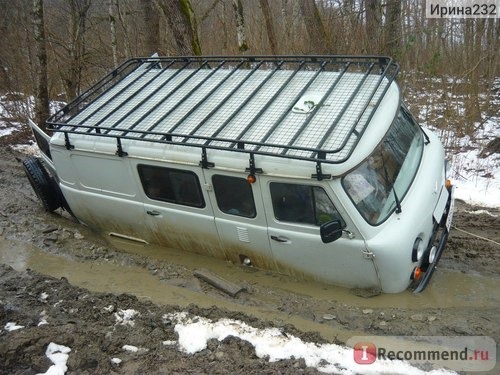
xmin=47 ymin=55 xmax=399 ymax=176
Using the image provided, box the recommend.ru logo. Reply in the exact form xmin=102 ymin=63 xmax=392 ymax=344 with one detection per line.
xmin=347 ymin=335 xmax=496 ymax=372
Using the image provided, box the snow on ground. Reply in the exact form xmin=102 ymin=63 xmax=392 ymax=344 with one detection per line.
xmin=164 ymin=312 xmax=457 ymax=375
xmin=37 ymin=342 xmax=71 ymax=375
xmin=404 ymin=76 xmax=500 ymax=208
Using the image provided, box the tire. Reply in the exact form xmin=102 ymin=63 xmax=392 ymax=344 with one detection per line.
xmin=23 ymin=156 xmax=61 ymax=212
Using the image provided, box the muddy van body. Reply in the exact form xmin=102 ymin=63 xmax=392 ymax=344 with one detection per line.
xmin=25 ymin=56 xmax=454 ymax=293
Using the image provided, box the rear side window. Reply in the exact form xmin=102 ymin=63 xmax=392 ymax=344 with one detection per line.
xmin=270 ymin=182 xmax=344 ymax=226
xmin=212 ymin=175 xmax=256 ymax=218
xmin=138 ymin=165 xmax=205 ymax=208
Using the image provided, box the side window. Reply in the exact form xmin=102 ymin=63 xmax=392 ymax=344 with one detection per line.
xmin=270 ymin=182 xmax=344 ymax=226
xmin=212 ymin=175 xmax=256 ymax=218
xmin=138 ymin=165 xmax=205 ymax=208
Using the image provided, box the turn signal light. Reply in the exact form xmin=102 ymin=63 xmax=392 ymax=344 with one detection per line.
xmin=247 ymin=174 xmax=256 ymax=184
xmin=412 ymin=267 xmax=422 ymax=280
xmin=445 ymin=179 xmax=452 ymax=189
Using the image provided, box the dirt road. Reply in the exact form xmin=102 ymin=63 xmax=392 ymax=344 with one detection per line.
xmin=0 ymin=143 xmax=499 ymax=374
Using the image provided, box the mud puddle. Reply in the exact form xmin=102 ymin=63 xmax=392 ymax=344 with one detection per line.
xmin=0 ymin=236 xmax=357 ymax=342
xmin=2 ymin=234 xmax=498 ymax=314
xmin=108 ymin=236 xmax=500 ymax=309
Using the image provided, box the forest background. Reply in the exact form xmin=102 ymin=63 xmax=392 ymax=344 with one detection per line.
xmin=0 ymin=0 xmax=498 ymax=143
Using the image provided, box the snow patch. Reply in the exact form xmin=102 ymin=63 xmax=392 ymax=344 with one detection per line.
xmin=114 ymin=309 xmax=139 ymax=327
xmin=165 ymin=312 xmax=457 ymax=375
xmin=37 ymin=342 xmax=71 ymax=375
xmin=4 ymin=322 xmax=24 ymax=331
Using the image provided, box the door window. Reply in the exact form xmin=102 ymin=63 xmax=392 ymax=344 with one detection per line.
xmin=270 ymin=182 xmax=344 ymax=226
xmin=138 ymin=165 xmax=205 ymax=208
xmin=212 ymin=175 xmax=256 ymax=218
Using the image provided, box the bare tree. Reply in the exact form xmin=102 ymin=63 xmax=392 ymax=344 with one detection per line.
xmin=365 ymin=0 xmax=381 ymax=53
xmin=156 ymin=0 xmax=201 ymax=55
xmin=33 ymin=0 xmax=50 ymax=129
xmin=141 ymin=0 xmax=160 ymax=55
xmin=60 ymin=0 xmax=92 ymax=101
xmin=232 ymin=0 xmax=248 ymax=52
xmin=108 ymin=0 xmax=118 ymax=67
xmin=259 ymin=0 xmax=277 ymax=54
xmin=299 ymin=0 xmax=331 ymax=54
xmin=385 ymin=0 xmax=401 ymax=58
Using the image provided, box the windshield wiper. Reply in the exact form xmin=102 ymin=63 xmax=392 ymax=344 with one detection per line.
xmin=380 ymin=151 xmax=402 ymax=214
xmin=420 ymin=126 xmax=430 ymax=145
xmin=391 ymin=185 xmax=402 ymax=214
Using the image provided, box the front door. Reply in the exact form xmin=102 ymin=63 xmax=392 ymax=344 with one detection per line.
xmin=259 ymin=177 xmax=380 ymax=289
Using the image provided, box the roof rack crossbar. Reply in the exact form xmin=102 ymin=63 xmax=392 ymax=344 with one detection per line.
xmin=162 ymin=60 xmax=246 ymax=135
xmin=205 ymin=60 xmax=284 ymax=144
xmin=51 ymin=59 xmax=139 ymax=123
xmin=103 ymin=60 xmax=203 ymax=135
xmin=136 ymin=60 xmax=229 ymax=137
xmin=179 ymin=60 xmax=265 ymax=142
xmin=312 ymin=62 xmax=376 ymax=157
xmin=87 ymin=60 xmax=189 ymax=134
xmin=230 ymin=60 xmax=309 ymax=148
xmin=253 ymin=60 xmax=328 ymax=151
xmin=69 ymin=61 xmax=162 ymax=129
xmin=313 ymin=59 xmax=398 ymax=160
xmin=281 ymin=61 xmax=352 ymax=155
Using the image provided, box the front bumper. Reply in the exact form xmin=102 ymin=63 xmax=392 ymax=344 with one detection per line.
xmin=413 ymin=185 xmax=454 ymax=293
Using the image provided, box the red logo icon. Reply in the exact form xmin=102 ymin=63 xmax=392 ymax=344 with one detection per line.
xmin=353 ymin=342 xmax=377 ymax=364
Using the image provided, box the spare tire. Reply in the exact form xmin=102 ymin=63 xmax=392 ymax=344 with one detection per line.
xmin=23 ymin=156 xmax=61 ymax=212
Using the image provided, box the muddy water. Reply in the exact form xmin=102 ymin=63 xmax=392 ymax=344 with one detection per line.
xmin=108 ymin=237 xmax=500 ymax=309
xmin=1 ymin=236 xmax=499 ymax=343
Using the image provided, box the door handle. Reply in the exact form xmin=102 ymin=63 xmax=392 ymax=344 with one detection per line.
xmin=147 ymin=210 xmax=160 ymax=216
xmin=271 ymin=235 xmax=289 ymax=243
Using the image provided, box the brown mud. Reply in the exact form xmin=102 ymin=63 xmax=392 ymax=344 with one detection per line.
xmin=0 ymin=144 xmax=499 ymax=374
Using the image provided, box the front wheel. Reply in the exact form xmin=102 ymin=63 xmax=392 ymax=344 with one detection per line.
xmin=22 ymin=156 xmax=61 ymax=212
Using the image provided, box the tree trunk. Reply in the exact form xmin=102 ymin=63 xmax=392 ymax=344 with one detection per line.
xmin=385 ymin=0 xmax=401 ymax=59
xmin=140 ymin=0 xmax=160 ymax=55
xmin=64 ymin=0 xmax=91 ymax=101
xmin=232 ymin=0 xmax=248 ymax=52
xmin=116 ymin=0 xmax=132 ymax=58
xmin=156 ymin=0 xmax=202 ymax=56
xmin=109 ymin=0 xmax=118 ymax=67
xmin=365 ymin=0 xmax=381 ymax=53
xmin=259 ymin=0 xmax=277 ymax=54
xmin=33 ymin=0 xmax=50 ymax=130
xmin=299 ymin=0 xmax=331 ymax=54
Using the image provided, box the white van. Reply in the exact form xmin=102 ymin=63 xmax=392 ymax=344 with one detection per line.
xmin=24 ymin=56 xmax=454 ymax=293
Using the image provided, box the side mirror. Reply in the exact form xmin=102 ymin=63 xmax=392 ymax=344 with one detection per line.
xmin=320 ymin=220 xmax=343 ymax=243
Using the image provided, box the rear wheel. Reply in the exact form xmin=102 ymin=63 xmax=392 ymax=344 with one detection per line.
xmin=22 ymin=157 xmax=61 ymax=212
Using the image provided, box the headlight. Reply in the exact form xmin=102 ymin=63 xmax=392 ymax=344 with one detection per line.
xmin=412 ymin=237 xmax=424 ymax=262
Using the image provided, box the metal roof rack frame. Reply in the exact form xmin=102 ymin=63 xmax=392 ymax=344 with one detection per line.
xmin=47 ymin=55 xmax=399 ymax=179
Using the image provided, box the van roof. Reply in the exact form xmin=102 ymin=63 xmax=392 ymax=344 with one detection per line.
xmin=47 ymin=56 xmax=399 ymax=175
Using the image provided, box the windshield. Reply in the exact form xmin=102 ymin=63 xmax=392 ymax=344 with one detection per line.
xmin=342 ymin=105 xmax=424 ymax=225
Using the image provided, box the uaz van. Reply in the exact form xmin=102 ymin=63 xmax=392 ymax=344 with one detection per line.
xmin=24 ymin=55 xmax=454 ymax=293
